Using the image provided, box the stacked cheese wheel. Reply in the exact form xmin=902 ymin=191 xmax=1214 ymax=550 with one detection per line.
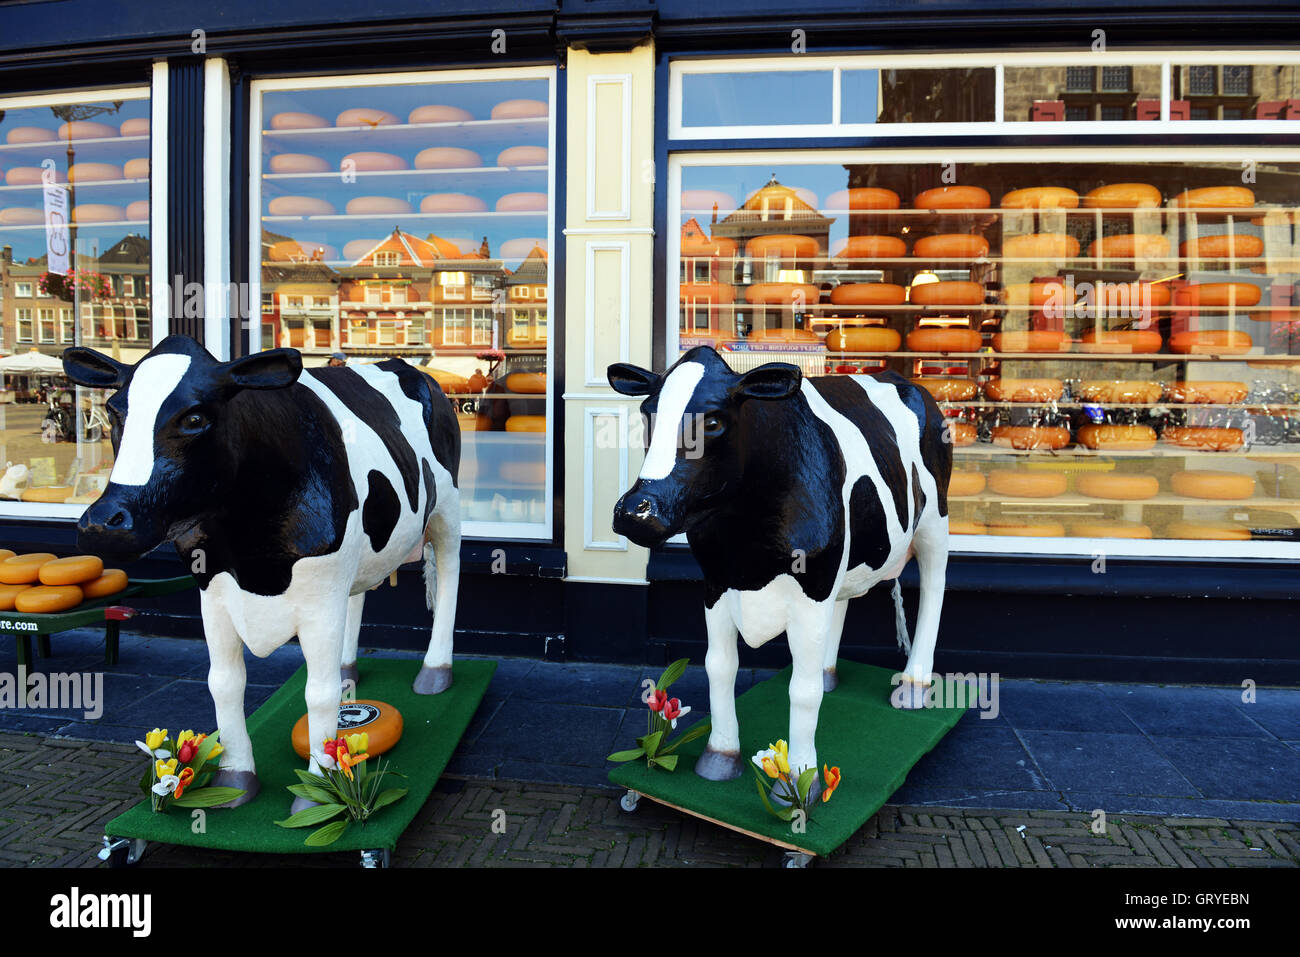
xmin=0 ymin=553 xmax=127 ymax=612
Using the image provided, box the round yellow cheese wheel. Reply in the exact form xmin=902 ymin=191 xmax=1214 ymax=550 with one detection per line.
xmin=505 ymin=415 xmax=546 ymax=433
xmin=497 ymin=145 xmax=549 ymax=166
xmin=990 ymin=426 xmax=1072 ymax=451
xmin=1076 ymin=380 xmax=1163 ymax=404
xmin=0 ymin=550 xmax=14 ymax=563
xmin=1083 ymin=183 xmax=1161 ymax=209
xmin=1071 ymin=521 xmax=1152 ymax=539
xmin=126 ymin=200 xmax=150 ymax=221
xmin=6 ymin=126 xmax=56 ymax=144
xmin=1000 ymin=186 xmax=1079 ymax=209
xmin=1076 ymin=424 xmax=1157 ymax=451
xmin=0 ymin=208 xmax=44 ymax=225
xmin=15 ymin=585 xmax=83 ymax=613
xmin=0 ymin=553 xmax=58 ymax=585
xmin=267 ymin=196 xmax=335 ymax=216
xmin=504 ymin=372 xmax=547 ymax=394
xmin=910 ymin=281 xmax=985 ymax=306
xmin=409 ymin=104 xmax=474 ymax=124
xmin=948 ymin=471 xmax=986 ymax=496
xmin=1171 ymin=186 xmax=1254 ymax=209
xmin=120 ymin=117 xmax=150 ymax=137
xmin=335 ymin=108 xmax=399 ymax=128
xmin=1167 ymin=381 xmax=1248 ymax=404
xmin=68 ymin=162 xmax=123 ymax=183
xmin=910 ymin=377 xmax=977 ymax=401
xmin=1165 ymin=520 xmax=1250 ymax=541
xmin=291 ymin=699 xmax=403 ymax=760
xmin=59 ymin=120 xmax=118 ymax=140
xmin=985 ymin=520 xmax=1066 ymax=537
xmin=414 ymin=147 xmax=483 ymax=169
xmin=1174 ymin=283 xmax=1262 ymax=308
xmin=38 ymin=555 xmax=104 ymax=586
xmin=270 ymin=112 xmax=327 ymax=130
xmin=747 ymin=234 xmax=819 ymax=260
xmin=1003 ymin=282 xmax=1076 ymax=308
xmin=270 ymin=153 xmax=330 ymax=174
xmin=1168 ymin=330 xmax=1252 ymax=355
xmin=495 ymin=192 xmax=548 ymax=212
xmin=826 ymin=187 xmax=901 ymax=210
xmin=1170 ymin=470 xmax=1256 ymax=499
xmin=991 ymin=330 xmax=1071 ymax=353
xmin=826 ymin=326 xmax=901 ymax=352
xmin=745 ymin=282 xmax=820 ymax=306
xmin=1077 ymin=329 xmax=1164 ymax=354
xmin=420 ymin=193 xmax=488 ymax=213
xmin=491 ymin=99 xmax=548 ymax=120
xmin=124 ymin=157 xmax=150 ymax=178
xmin=949 ymin=519 xmax=987 ymax=535
xmin=424 ymin=368 xmax=470 ymax=393
xmin=1076 ymin=473 xmax=1159 ymax=500
xmin=912 ymin=233 xmax=989 ymax=259
xmin=340 ymin=151 xmax=408 ymax=172
xmin=82 ymin=568 xmax=128 ymax=599
xmin=987 ymin=470 xmax=1068 ymax=497
xmin=1088 ymin=233 xmax=1170 ymax=260
xmin=1003 ymin=233 xmax=1080 ymax=259
xmin=73 ymin=204 xmax=126 ymax=224
xmin=1161 ymin=427 xmax=1245 ymax=451
xmin=21 ymin=487 xmax=74 ymax=503
xmin=906 ymin=328 xmax=983 ymax=353
xmin=830 ymin=283 xmax=906 ymax=306
xmin=1180 ymin=235 xmax=1264 ymax=259
xmin=948 ymin=422 xmax=977 ymax=446
xmin=345 ymin=196 xmax=412 ymax=215
xmin=5 ymin=167 xmax=58 ymax=185
xmin=983 ymin=378 xmax=1063 ymax=402
xmin=0 ymin=583 xmax=33 ymax=611
xmin=914 ymin=186 xmax=990 ymax=209
xmin=835 ymin=235 xmax=907 ymax=259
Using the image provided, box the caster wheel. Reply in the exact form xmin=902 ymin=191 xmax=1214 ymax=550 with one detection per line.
xmin=619 ymin=790 xmax=641 ymax=813
xmin=99 ymin=836 xmax=147 ymax=868
xmin=360 ymin=848 xmax=391 ymax=868
xmin=782 ymin=851 xmax=814 ymax=869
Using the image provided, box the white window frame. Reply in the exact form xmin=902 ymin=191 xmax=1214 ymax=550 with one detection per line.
xmin=668 ymin=145 xmax=1300 ymax=560
xmin=669 ymin=50 xmax=1300 ymax=140
xmin=15 ymin=309 xmax=33 ymax=343
xmin=14 ymin=282 xmax=32 ymax=299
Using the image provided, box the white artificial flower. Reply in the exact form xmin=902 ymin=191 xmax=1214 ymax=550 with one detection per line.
xmin=151 ymin=775 xmax=180 ymax=796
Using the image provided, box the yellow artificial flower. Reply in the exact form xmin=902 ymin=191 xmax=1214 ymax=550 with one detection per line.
xmin=345 ymin=732 xmax=369 ymax=755
xmin=207 ymin=741 xmax=223 ymax=759
xmin=155 ymin=758 xmax=178 ymax=779
xmin=823 ymin=764 xmax=842 ymax=803
xmin=176 ymin=730 xmax=197 ymax=749
xmin=761 ymin=756 xmax=780 ymax=779
xmin=145 ymin=729 xmax=168 ymax=751
xmin=772 ymin=740 xmax=791 ymax=776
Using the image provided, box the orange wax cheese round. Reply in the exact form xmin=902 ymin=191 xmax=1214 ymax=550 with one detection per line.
xmin=0 ymin=208 xmax=45 ymax=225
xmin=73 ymin=204 xmax=125 ymax=223
xmin=341 ymin=151 xmax=408 ymax=172
xmin=491 ymin=99 xmax=549 ymax=120
xmin=1172 ymin=186 xmax=1254 ymax=209
xmin=1076 ymin=473 xmax=1159 ymax=500
xmin=1003 ymin=233 xmax=1080 ymax=260
xmin=124 ymin=157 xmax=150 ymax=178
xmin=907 ymin=328 xmax=983 ymax=352
xmin=990 ymin=426 xmax=1072 ymax=451
xmin=82 ymin=568 xmax=128 ymax=599
xmin=20 ymin=486 xmax=74 ymax=502
xmin=1078 ymin=329 xmax=1163 ymax=354
xmin=59 ymin=120 xmax=118 ymax=140
xmin=1077 ymin=424 xmax=1157 ymax=450
xmin=0 ymin=551 xmax=14 ymax=563
xmin=1162 ymin=427 xmax=1245 ymax=451
xmin=409 ymin=104 xmax=474 ymax=124
xmin=830 ymin=283 xmax=906 ymax=306
xmin=6 ymin=167 xmax=58 ymax=185
xmin=991 ymin=330 xmax=1070 ymax=353
xmin=291 ymin=699 xmax=403 ymax=760
xmin=949 ymin=519 xmax=987 ymax=535
xmin=983 ymin=378 xmax=1063 ymax=402
xmin=68 ymin=162 xmax=123 ymax=183
xmin=269 ymin=153 xmax=329 ymax=174
xmin=913 ymin=234 xmax=989 ymax=259
xmin=425 ymin=368 xmax=470 ymax=393
xmin=1000 ymin=186 xmax=1079 ymax=209
xmin=910 ymin=281 xmax=985 ymax=306
xmin=420 ymin=193 xmax=488 ymax=213
xmin=914 ymin=186 xmax=990 ymax=210
xmin=1171 ymin=469 xmax=1255 ymax=499
xmin=1003 ymin=282 xmax=1076 ymax=308
xmin=414 ymin=147 xmax=483 ymax=169
xmin=986 ymin=520 xmax=1066 ymax=537
xmin=1094 ymin=281 xmax=1173 ymax=309
xmin=1174 ymin=283 xmax=1261 ymax=308
xmin=1166 ymin=520 xmax=1250 ymax=541
xmin=827 ymin=187 xmax=901 ymax=211
xmin=948 ymin=422 xmax=977 ymax=446
xmin=836 ymin=235 xmax=907 ymax=259
xmin=126 ymin=200 xmax=150 ymax=221
xmin=1167 ymin=381 xmax=1248 ymax=404
xmin=746 ymin=234 xmax=819 ymax=260
xmin=335 ymin=108 xmax=399 ymax=128
xmin=6 ymin=126 xmax=56 ymax=144
xmin=1083 ymin=183 xmax=1162 ymax=209
xmin=15 ymin=585 xmax=83 ymax=614
xmin=505 ymin=415 xmax=546 ymax=432
xmin=495 ymin=192 xmax=548 ymax=212
xmin=0 ymin=584 xmax=33 ymax=611
xmin=948 ymin=471 xmax=987 ymax=497
xmin=1076 ymin=380 xmax=1163 ymax=404
xmin=504 ymin=372 xmax=547 ymax=394
xmin=345 ymin=196 xmax=412 ymax=215
xmin=826 ymin=326 xmax=901 ymax=352
xmin=1180 ymin=234 xmax=1264 ymax=259
xmin=497 ymin=145 xmax=548 ymax=167
xmin=745 ymin=283 xmax=820 ymax=305
xmin=909 ymin=377 xmax=976 ymax=401
xmin=270 ymin=112 xmax=328 ymax=130
xmin=1168 ymin=330 xmax=1252 ymax=355
xmin=38 ymin=555 xmax=104 ymax=586
xmin=119 ymin=118 xmax=150 ymax=137
xmin=987 ymin=470 xmax=1068 ymax=497
xmin=268 ymin=196 xmax=336 ymax=216
xmin=1088 ymin=233 xmax=1171 ymax=260
xmin=1071 ymin=521 xmax=1153 ymax=539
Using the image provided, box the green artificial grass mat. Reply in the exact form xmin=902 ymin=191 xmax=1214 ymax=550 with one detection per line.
xmin=608 ymin=659 xmax=967 ymax=857
xmin=106 ymin=657 xmax=495 ymax=854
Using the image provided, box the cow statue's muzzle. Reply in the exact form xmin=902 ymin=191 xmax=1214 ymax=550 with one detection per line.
xmin=77 ymin=487 xmax=160 ymax=563
xmin=613 ymin=479 xmax=683 ymax=548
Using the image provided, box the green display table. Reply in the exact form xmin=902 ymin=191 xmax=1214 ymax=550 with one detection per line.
xmin=609 ymin=659 xmax=967 ymax=865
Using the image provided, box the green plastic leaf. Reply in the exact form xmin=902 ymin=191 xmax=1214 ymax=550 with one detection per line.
xmin=607 ymin=748 xmax=646 ymax=763
xmin=658 ymin=719 xmax=712 ymax=755
xmin=171 ymin=786 xmax=246 ymax=808
xmin=797 ymin=767 xmax=817 ymax=803
xmin=752 ymin=767 xmax=794 ymax=822
xmin=275 ymin=803 xmax=346 ymax=828
xmin=193 ymin=732 xmax=221 ymax=771
xmin=656 ymin=658 xmax=689 ymax=692
xmin=293 ymin=768 xmax=330 ymax=787
xmin=287 ymin=783 xmax=337 ymax=805
xmin=304 ymin=819 xmax=348 ymax=847
xmin=641 ymin=731 xmax=663 ymax=756
xmin=371 ymin=788 xmax=408 ymax=812
xmin=652 ymin=753 xmax=678 ymax=771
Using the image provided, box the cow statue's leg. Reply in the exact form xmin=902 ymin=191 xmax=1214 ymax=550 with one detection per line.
xmin=695 ymin=599 xmax=743 ymax=781
xmin=414 ymin=488 xmax=460 ymax=695
xmin=785 ymin=600 xmax=831 ymax=801
xmin=822 ymin=599 xmax=849 ymax=692
xmin=340 ymin=592 xmax=364 ymax=688
xmin=202 ymin=596 xmax=259 ymax=808
xmin=290 ymin=603 xmax=348 ymax=813
xmin=894 ymin=516 xmax=949 ymax=710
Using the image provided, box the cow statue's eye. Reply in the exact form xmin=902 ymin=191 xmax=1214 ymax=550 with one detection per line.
xmin=181 ymin=411 xmax=208 ymax=432
xmin=703 ymin=415 xmax=724 ymax=436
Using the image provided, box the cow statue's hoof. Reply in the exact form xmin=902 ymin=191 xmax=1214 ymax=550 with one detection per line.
xmin=891 ymin=674 xmax=930 ymax=711
xmin=770 ymin=770 xmax=824 ymax=808
xmin=211 ymin=769 xmax=260 ymax=808
xmin=823 ymin=668 xmax=838 ymax=693
xmin=413 ymin=665 xmax=452 ymax=695
xmin=695 ymin=747 xmax=744 ymax=781
xmin=290 ymin=794 xmax=322 ymax=815
xmin=340 ymin=662 xmax=358 ymax=687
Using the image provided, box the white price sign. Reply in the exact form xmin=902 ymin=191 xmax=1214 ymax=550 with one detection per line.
xmin=43 ymin=183 xmax=70 ymax=277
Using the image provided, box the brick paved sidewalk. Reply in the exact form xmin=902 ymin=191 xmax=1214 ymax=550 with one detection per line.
xmin=1 ymin=732 xmax=1295 ymax=868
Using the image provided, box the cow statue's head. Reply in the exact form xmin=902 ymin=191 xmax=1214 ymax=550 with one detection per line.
xmin=608 ymin=346 xmax=801 ymax=548
xmin=62 ymin=335 xmax=303 ymax=562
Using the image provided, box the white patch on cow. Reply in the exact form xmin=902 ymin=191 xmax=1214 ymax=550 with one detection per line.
xmin=639 ymin=361 xmax=704 ymax=481
xmin=111 ymin=353 xmax=192 ymax=486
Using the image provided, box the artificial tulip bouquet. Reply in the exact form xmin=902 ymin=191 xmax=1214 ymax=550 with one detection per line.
xmin=275 ymin=733 xmax=408 ymax=846
xmin=137 ymin=728 xmax=246 ymax=812
xmin=752 ymin=739 xmax=841 ymax=823
xmin=607 ymin=658 xmax=711 ymax=771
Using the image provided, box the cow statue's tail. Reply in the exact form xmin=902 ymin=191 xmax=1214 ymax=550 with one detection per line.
xmin=891 ymin=579 xmax=912 ymax=654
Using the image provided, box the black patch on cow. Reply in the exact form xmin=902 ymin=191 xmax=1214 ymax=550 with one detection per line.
xmin=362 ymin=470 xmax=400 ymax=553
xmin=376 ymin=358 xmax=461 ymax=489
xmin=846 ymin=475 xmax=891 ymax=572
xmin=884 ymin=372 xmax=952 ymax=517
xmin=421 ymin=458 xmax=437 ymax=526
xmin=911 ymin=462 xmax=925 ymax=530
xmin=810 ymin=376 xmax=910 ymax=529
xmin=309 ymin=366 xmax=421 ymax=510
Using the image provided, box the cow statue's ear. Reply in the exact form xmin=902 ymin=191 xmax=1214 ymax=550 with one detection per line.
xmin=607 ymin=362 xmax=659 ymax=396
xmin=732 ymin=362 xmax=801 ymax=402
xmin=220 ymin=348 xmax=303 ymax=392
xmin=62 ymin=347 xmax=129 ymax=390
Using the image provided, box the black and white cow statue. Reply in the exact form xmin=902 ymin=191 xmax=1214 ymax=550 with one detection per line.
xmin=609 ymin=345 xmax=951 ymax=787
xmin=63 ymin=335 xmax=461 ymax=809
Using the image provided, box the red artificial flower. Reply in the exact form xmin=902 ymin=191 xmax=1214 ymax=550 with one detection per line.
xmin=323 ymin=737 xmax=349 ymax=762
xmin=177 ymin=740 xmax=197 ymax=764
xmin=663 ymin=698 xmax=683 ymax=722
xmin=647 ymin=689 xmax=667 ymax=713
